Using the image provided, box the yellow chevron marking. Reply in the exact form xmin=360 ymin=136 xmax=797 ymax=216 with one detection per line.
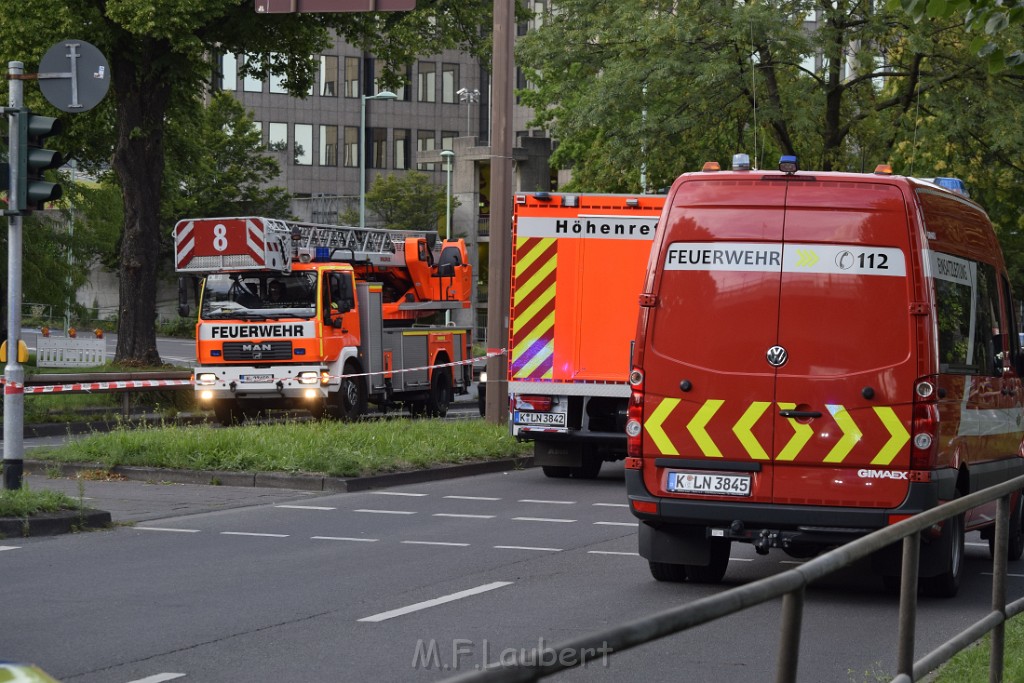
xmin=870 ymin=407 xmax=910 ymax=466
xmin=512 ymin=309 xmax=555 ymax=361
xmin=514 ymin=282 xmax=556 ymax=330
xmin=514 ymin=246 xmax=557 ymax=304
xmin=775 ymin=402 xmax=814 ymax=461
xmin=732 ymin=401 xmax=771 ymax=460
xmin=823 ymin=404 xmax=863 ymax=463
xmin=687 ymin=399 xmax=724 ymax=458
xmin=795 ymin=249 xmax=819 ymax=267
xmin=645 ymin=398 xmax=680 ymax=456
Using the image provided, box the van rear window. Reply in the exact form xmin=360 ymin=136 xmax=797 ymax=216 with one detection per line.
xmin=933 ymin=255 xmax=1000 ymax=376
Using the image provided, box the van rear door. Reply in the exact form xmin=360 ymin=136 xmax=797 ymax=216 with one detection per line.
xmin=773 ymin=180 xmax=915 ymax=508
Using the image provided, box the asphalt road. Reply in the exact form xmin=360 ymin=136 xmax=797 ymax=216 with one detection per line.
xmin=5 ymin=463 xmax=1023 ymax=683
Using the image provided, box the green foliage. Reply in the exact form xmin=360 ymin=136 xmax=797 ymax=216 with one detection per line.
xmin=341 ymin=171 xmax=459 ymax=232
xmin=931 ymin=615 xmax=1024 ymax=681
xmin=36 ymin=419 xmax=531 ymax=478
xmin=892 ymin=0 xmax=1024 ymax=72
xmin=0 ymin=487 xmax=82 ymax=517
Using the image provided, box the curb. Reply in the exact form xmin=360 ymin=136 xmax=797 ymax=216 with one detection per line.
xmin=0 ymin=508 xmax=112 ymax=539
xmin=24 ymin=456 xmax=536 ymax=492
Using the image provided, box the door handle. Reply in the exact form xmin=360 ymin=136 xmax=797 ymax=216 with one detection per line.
xmin=779 ymin=410 xmax=822 ymax=419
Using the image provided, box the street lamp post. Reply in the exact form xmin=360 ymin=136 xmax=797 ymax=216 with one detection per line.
xmin=456 ymin=87 xmax=480 ymax=137
xmin=441 ymin=150 xmax=454 ymax=238
xmin=360 ymin=90 xmax=398 ymax=227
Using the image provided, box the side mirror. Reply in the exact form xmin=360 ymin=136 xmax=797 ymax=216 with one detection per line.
xmin=332 ymin=317 xmax=343 ymax=329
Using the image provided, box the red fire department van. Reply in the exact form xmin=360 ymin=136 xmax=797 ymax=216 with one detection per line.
xmin=626 ymin=155 xmax=1024 ymax=596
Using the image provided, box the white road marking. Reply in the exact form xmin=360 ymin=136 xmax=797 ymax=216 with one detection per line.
xmin=125 ymin=674 xmax=186 ymax=683
xmin=729 ymin=558 xmax=754 ymax=562
xmin=779 ymin=560 xmax=806 ymax=565
xmin=982 ymin=572 xmax=1024 ymax=578
xmin=593 ymin=521 xmax=637 ymax=527
xmin=966 ymin=542 xmax=988 ymax=548
xmin=433 ymin=513 xmax=496 ymax=519
xmin=136 ymin=527 xmax=201 ymax=533
xmin=312 ymin=536 xmax=378 ymax=542
xmin=593 ymin=503 xmax=629 ymax=508
xmin=0 ymin=546 xmax=21 ymax=551
xmin=275 ymin=505 xmax=337 ymax=511
xmin=587 ymin=551 xmax=639 ymax=556
xmin=220 ymin=532 xmax=289 ymax=538
xmin=518 ymin=499 xmax=575 ymax=505
xmin=353 ymin=509 xmax=416 ymax=515
xmin=512 ymin=517 xmax=576 ymax=523
xmin=358 ymin=581 xmax=513 ymax=622
xmin=494 ymin=545 xmax=562 ymax=552
xmin=372 ymin=491 xmax=428 ymax=497
xmin=401 ymin=541 xmax=471 ymax=547
xmin=444 ymin=495 xmax=501 ymax=501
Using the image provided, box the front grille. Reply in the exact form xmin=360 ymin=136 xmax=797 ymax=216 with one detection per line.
xmin=222 ymin=341 xmax=293 ymax=361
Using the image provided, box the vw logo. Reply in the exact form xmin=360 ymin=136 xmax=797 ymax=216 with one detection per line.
xmin=766 ymin=345 xmax=788 ymax=367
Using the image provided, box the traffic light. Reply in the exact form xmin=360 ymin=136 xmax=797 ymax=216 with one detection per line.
xmin=16 ymin=109 xmax=63 ymax=213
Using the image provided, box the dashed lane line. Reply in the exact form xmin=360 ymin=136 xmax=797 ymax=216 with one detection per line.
xmin=312 ymin=536 xmax=379 ymax=542
xmin=371 ymin=491 xmax=429 ymax=497
xmin=135 ymin=527 xmax=201 ymax=533
xmin=593 ymin=521 xmax=637 ymax=527
xmin=444 ymin=495 xmax=501 ymax=501
xmin=433 ymin=513 xmax=496 ymax=519
xmin=220 ymin=532 xmax=289 ymax=538
xmin=518 ymin=499 xmax=576 ymax=505
xmin=124 ymin=674 xmax=186 ymax=683
xmin=0 ymin=546 xmax=21 ymax=551
xmin=353 ymin=509 xmax=417 ymax=515
xmin=494 ymin=545 xmax=562 ymax=552
xmin=593 ymin=503 xmax=629 ymax=508
xmin=358 ymin=581 xmax=513 ymax=622
xmin=512 ymin=517 xmax=576 ymax=523
xmin=587 ymin=551 xmax=639 ymax=556
xmin=401 ymin=541 xmax=471 ymax=547
xmin=275 ymin=505 xmax=337 ymax=511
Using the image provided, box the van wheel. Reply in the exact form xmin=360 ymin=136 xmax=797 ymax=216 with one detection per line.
xmin=571 ymin=458 xmax=602 ymax=479
xmin=336 ymin=361 xmax=368 ymax=421
xmin=989 ymin=490 xmax=1024 ymax=562
xmin=649 ymin=561 xmax=688 ymax=583
xmin=921 ymin=506 xmax=964 ymax=598
xmin=685 ymin=538 xmax=731 ymax=583
xmin=542 ymin=466 xmax=572 ymax=479
xmin=426 ymin=369 xmax=452 ymax=417
xmin=213 ymin=400 xmax=243 ymax=427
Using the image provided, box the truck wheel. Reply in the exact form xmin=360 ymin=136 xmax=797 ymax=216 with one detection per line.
xmin=649 ymin=561 xmax=688 ymax=583
xmin=542 ymin=466 xmax=572 ymax=479
xmin=337 ymin=362 xmax=368 ymax=421
xmin=213 ymin=400 xmax=242 ymax=427
xmin=684 ymin=538 xmax=731 ymax=584
xmin=922 ymin=506 xmax=964 ymax=598
xmin=426 ymin=369 xmax=452 ymax=417
xmin=989 ymin=490 xmax=1024 ymax=562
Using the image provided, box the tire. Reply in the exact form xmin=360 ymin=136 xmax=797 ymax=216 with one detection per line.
xmin=571 ymin=457 xmax=602 ymax=479
xmin=989 ymin=490 xmax=1024 ymax=562
xmin=922 ymin=505 xmax=964 ymax=598
xmin=426 ymin=368 xmax=452 ymax=417
xmin=542 ymin=465 xmax=572 ymax=479
xmin=212 ymin=400 xmax=243 ymax=427
xmin=649 ymin=560 xmax=688 ymax=583
xmin=684 ymin=537 xmax=731 ymax=584
xmin=336 ymin=361 xmax=367 ymax=421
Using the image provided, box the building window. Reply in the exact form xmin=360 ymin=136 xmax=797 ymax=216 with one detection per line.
xmin=252 ymin=121 xmax=263 ymax=139
xmin=375 ymin=62 xmax=411 ymax=101
xmin=319 ymin=124 xmax=338 ymax=166
xmin=344 ymin=57 xmax=360 ymax=98
xmin=417 ymin=129 xmax=436 ymax=171
xmin=442 ymin=63 xmax=459 ymax=103
xmin=417 ymin=62 xmax=436 ymax=103
xmin=268 ymin=122 xmax=288 ymax=152
xmin=394 ymin=129 xmax=410 ymax=170
xmin=371 ymin=128 xmax=388 ymax=169
xmin=220 ymin=52 xmax=237 ymax=91
xmin=441 ymin=131 xmax=457 ymax=151
xmin=243 ymin=54 xmax=263 ymax=93
xmin=294 ymin=124 xmax=313 ymax=166
xmin=344 ymin=126 xmax=359 ymax=167
xmin=320 ymin=55 xmax=338 ymax=97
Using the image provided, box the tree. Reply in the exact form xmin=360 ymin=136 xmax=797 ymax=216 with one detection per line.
xmin=0 ymin=0 xmax=492 ymax=365
xmin=892 ymin=0 xmax=1024 ymax=71
xmin=341 ymin=171 xmax=457 ymax=233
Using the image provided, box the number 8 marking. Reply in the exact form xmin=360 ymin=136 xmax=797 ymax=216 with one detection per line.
xmin=213 ymin=224 xmax=228 ymax=252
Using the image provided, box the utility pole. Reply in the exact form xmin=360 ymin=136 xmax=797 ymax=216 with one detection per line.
xmin=4 ymin=62 xmax=26 ymax=489
xmin=484 ymin=0 xmax=513 ymax=425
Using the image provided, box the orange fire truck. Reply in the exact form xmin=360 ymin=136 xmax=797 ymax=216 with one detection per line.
xmin=174 ymin=216 xmax=473 ymax=425
xmin=508 ymin=192 xmax=665 ymax=478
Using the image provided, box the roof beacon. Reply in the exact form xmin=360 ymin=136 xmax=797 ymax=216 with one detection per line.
xmin=933 ymin=177 xmax=969 ymax=197
xmin=778 ymin=155 xmax=798 ymax=174
xmin=732 ymin=153 xmax=751 ymax=171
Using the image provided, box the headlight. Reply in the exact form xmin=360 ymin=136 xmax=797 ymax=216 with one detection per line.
xmin=196 ymin=373 xmax=217 ymax=386
xmin=297 ymin=371 xmax=319 ymax=384
xmin=480 ymin=371 xmax=487 ymax=383
xmin=199 ymin=390 xmax=214 ymax=401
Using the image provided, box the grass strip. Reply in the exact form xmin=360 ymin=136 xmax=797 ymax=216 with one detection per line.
xmin=32 ymin=418 xmax=532 ymax=478
xmin=0 ymin=487 xmax=83 ymax=517
xmin=930 ymin=616 xmax=1024 ymax=682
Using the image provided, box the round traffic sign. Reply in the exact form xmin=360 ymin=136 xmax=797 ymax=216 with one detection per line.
xmin=38 ymin=39 xmax=110 ymax=113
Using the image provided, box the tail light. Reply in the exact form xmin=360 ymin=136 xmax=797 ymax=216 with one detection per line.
xmin=516 ymin=395 xmax=554 ymax=412
xmin=910 ymin=377 xmax=939 ymax=470
xmin=626 ymin=368 xmax=644 ymax=458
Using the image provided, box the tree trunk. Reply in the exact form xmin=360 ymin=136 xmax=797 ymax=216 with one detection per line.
xmin=110 ymin=47 xmax=171 ymax=367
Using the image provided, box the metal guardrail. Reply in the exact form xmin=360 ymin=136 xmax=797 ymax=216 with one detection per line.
xmin=444 ymin=474 xmax=1024 ymax=683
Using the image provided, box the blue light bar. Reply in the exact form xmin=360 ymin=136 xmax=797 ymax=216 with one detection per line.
xmin=314 ymin=247 xmax=330 ymax=261
xmin=933 ymin=177 xmax=969 ymax=197
xmin=778 ymin=155 xmax=798 ymax=174
xmin=732 ymin=153 xmax=751 ymax=171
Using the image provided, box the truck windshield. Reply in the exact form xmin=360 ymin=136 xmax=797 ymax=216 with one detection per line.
xmin=200 ymin=272 xmax=317 ymax=320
